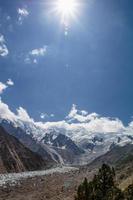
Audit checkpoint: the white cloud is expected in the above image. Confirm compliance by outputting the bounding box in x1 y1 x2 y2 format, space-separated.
84 117 124 133
25 46 47 65
18 8 29 16
67 104 99 123
17 107 34 122
0 82 7 94
0 99 16 121
40 113 55 119
0 35 9 57
67 104 77 119
40 113 47 119
7 79 14 86
30 46 47 57
0 35 4 43
81 110 88 116
0 100 33 123
17 8 29 25
0 79 14 95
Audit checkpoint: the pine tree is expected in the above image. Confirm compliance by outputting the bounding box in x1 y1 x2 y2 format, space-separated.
94 164 116 200
83 178 89 200
75 178 90 200
75 185 84 200
75 164 125 200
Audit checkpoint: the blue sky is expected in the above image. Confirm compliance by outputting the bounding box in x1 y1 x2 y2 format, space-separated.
0 0 133 125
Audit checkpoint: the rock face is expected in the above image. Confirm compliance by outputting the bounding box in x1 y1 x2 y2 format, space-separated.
0 126 48 173
41 132 84 163
88 144 133 169
42 133 84 154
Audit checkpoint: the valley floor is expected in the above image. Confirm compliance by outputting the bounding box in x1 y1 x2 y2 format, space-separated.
0 166 95 200
0 165 132 200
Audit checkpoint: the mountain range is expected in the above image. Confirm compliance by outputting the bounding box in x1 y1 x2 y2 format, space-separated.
0 117 133 166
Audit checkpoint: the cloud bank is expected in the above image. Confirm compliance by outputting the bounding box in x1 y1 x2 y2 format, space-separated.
0 99 130 143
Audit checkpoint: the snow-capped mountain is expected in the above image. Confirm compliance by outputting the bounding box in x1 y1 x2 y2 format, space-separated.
0 116 133 165
41 131 84 154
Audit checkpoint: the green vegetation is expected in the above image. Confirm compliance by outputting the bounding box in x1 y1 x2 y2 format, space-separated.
75 164 133 200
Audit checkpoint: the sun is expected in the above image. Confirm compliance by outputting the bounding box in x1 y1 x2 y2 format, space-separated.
55 0 78 24
56 0 77 16
50 0 80 35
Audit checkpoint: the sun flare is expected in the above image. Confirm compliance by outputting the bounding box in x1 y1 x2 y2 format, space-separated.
56 0 77 15
55 0 78 23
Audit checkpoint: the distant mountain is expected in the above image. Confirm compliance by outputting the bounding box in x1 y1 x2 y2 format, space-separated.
0 118 133 165
0 126 48 173
41 132 84 163
42 132 83 155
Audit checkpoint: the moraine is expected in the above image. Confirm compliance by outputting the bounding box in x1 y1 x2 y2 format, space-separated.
0 166 78 187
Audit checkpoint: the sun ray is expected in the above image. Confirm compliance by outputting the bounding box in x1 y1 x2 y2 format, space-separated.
47 0 80 35
55 0 78 24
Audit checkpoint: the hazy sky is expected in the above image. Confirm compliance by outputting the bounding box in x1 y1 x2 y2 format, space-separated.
0 0 133 124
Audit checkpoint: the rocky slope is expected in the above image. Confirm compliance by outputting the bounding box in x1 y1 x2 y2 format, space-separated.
0 126 48 173
87 144 133 188
88 144 133 168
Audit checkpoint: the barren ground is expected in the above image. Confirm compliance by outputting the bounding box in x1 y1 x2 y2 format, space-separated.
0 167 96 200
